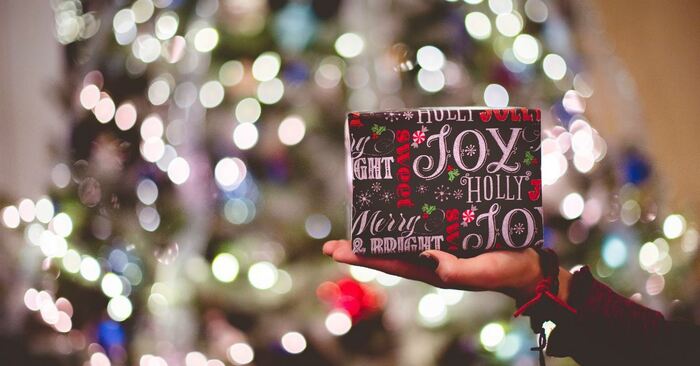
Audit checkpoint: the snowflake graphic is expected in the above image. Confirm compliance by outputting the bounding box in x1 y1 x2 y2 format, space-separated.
511 222 526 235
379 191 394 203
385 112 400 122
463 144 477 157
452 189 464 200
402 111 415 120
417 184 428 194
434 185 450 202
371 182 382 192
357 190 372 208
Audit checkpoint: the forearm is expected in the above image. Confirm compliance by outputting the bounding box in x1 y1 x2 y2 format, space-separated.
544 266 700 365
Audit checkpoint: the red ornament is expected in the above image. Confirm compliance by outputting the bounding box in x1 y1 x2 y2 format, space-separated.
422 213 429 219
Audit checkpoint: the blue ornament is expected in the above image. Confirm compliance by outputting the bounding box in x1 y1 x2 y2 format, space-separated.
623 151 650 185
98 320 126 353
274 3 318 53
283 61 310 84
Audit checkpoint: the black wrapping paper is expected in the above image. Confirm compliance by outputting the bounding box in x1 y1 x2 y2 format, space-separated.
346 108 543 257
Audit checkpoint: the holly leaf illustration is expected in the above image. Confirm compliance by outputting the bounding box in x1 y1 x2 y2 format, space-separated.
523 151 534 166
447 168 461 182
371 124 386 136
421 204 436 215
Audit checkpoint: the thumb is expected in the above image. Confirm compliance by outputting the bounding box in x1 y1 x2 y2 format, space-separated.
420 250 460 284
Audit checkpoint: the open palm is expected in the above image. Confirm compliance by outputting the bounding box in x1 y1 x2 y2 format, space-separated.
323 239 544 300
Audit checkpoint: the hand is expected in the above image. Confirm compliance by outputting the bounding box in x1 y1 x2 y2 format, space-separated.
323 240 570 303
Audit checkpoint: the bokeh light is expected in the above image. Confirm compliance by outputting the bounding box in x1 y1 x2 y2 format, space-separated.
227 343 254 365
325 310 352 335
211 253 239 283
280 332 307 354
465 12 492 40
334 33 364 58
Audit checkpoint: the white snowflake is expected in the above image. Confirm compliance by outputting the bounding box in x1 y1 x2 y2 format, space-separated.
371 182 382 192
402 111 415 120
385 112 400 122
434 185 450 202
463 144 477 157
511 222 526 235
357 190 372 208
417 184 428 194
452 189 463 200
380 191 394 203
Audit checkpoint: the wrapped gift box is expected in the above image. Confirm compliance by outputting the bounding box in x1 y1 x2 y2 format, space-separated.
346 107 543 257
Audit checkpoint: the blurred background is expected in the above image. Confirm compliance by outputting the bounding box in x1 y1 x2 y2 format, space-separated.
0 0 698 365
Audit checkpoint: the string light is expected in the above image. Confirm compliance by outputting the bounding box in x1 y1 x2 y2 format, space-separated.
418 293 447 326
107 295 133 321
464 12 492 40
278 115 306 146
193 27 219 53
248 261 278 290
232 123 259 150
2 205 21 228
663 214 686 239
483 84 509 107
211 253 239 283
325 310 352 335
235 98 262 124
416 46 445 71
167 157 190 185
334 33 364 58
416 69 445 93
512 34 540 64
543 54 567 80
480 323 505 350
252 52 281 82
280 332 307 354
227 343 254 365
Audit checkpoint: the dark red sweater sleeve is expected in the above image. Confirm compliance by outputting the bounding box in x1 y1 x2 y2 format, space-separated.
544 266 700 365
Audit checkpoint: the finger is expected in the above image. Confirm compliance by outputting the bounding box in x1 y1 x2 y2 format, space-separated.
322 240 346 256
330 241 442 286
420 250 488 290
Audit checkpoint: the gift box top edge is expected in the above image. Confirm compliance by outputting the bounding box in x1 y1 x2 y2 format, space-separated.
347 106 540 118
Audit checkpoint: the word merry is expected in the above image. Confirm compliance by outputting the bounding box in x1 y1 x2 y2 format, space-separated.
368 235 444 254
460 174 528 203
353 157 394 179
352 210 421 238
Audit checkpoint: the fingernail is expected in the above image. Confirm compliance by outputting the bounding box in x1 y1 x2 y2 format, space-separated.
419 252 438 270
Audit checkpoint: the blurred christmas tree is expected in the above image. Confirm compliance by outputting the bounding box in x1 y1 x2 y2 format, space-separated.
1 0 697 365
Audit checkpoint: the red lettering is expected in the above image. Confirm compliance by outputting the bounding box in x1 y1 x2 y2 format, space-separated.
479 110 492 122
397 166 410 182
494 109 509 121
396 183 411 198
396 129 410 143
445 208 460 222
510 108 521 121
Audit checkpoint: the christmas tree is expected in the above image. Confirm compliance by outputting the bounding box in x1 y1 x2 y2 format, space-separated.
1 0 697 365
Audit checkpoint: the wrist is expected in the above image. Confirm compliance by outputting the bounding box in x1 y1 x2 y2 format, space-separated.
557 267 571 304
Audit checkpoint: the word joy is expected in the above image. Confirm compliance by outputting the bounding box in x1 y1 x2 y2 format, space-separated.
413 124 524 180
